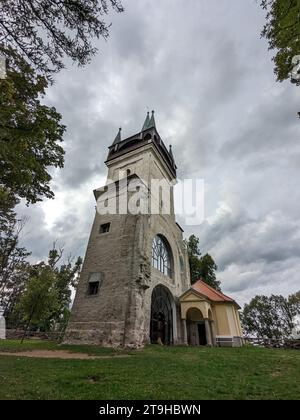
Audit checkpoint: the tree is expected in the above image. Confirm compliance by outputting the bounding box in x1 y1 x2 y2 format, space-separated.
0 1 124 212
0 51 65 208
13 245 82 338
260 0 300 83
185 235 202 284
0 0 124 81
198 253 221 292
185 235 221 291
17 264 60 342
242 293 300 340
46 246 82 334
0 211 30 317
288 290 300 307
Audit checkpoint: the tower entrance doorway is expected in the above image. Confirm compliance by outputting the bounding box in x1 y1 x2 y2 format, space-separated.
150 285 173 345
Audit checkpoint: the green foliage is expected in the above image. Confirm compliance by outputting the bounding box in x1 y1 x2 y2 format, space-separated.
185 235 221 291
0 211 30 320
185 234 202 283
261 0 300 82
0 50 65 207
0 1 124 211
8 245 82 334
288 290 300 307
0 0 124 80
0 208 82 333
46 247 82 332
198 253 220 290
17 266 60 332
186 234 201 257
242 292 300 339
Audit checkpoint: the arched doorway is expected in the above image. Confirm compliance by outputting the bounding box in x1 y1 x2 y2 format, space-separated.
150 285 174 345
186 308 207 346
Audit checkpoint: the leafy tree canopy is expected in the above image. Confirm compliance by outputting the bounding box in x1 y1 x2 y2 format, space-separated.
0 50 65 208
16 264 60 341
13 245 82 336
0 1 124 212
0 212 30 316
0 0 124 80
241 292 300 340
185 235 221 291
261 0 300 83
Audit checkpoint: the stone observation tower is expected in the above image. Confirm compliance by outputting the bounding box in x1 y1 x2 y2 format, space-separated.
65 112 191 347
64 112 243 348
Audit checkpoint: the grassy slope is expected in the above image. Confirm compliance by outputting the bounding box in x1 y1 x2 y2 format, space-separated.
0 340 299 400
0 339 125 355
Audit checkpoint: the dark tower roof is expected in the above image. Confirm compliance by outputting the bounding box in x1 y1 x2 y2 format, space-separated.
148 110 156 129
169 144 174 161
112 127 122 145
141 112 150 131
106 112 177 178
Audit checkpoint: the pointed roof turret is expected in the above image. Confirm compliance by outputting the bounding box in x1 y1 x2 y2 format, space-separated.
112 127 122 145
107 113 177 178
142 112 150 131
148 110 156 129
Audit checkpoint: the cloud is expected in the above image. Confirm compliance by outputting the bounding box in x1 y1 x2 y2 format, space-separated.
189 204 300 305
16 0 300 307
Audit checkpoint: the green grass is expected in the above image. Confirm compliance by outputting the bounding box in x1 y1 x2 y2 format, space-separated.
0 339 126 356
0 340 299 400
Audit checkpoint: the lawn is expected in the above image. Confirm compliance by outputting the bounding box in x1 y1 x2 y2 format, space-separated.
0 340 299 400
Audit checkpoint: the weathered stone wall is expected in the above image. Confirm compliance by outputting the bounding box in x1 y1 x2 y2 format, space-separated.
64 210 138 347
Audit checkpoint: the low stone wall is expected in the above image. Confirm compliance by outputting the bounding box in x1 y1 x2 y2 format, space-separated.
5 329 62 341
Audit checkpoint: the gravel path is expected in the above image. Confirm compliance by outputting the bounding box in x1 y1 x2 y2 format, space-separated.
0 350 130 360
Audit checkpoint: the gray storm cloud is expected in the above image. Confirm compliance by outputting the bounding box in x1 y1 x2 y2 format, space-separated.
16 0 300 306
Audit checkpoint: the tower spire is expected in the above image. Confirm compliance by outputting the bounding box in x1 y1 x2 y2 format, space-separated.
148 110 156 129
142 112 150 131
112 127 122 145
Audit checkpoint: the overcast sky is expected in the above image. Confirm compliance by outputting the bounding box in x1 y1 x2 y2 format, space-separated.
17 0 300 306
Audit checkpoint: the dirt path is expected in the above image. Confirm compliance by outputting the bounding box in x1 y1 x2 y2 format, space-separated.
0 350 130 360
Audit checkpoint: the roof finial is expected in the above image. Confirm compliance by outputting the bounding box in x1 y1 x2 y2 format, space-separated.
142 112 150 131
112 127 122 145
169 144 174 160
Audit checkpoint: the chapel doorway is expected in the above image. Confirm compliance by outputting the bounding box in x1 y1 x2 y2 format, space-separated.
197 323 207 346
186 308 207 346
150 285 174 345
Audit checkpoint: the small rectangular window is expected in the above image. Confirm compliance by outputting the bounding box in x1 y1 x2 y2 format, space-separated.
99 223 110 234
88 281 99 296
87 272 103 296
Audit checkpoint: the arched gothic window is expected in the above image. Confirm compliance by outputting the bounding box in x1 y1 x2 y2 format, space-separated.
151 235 173 278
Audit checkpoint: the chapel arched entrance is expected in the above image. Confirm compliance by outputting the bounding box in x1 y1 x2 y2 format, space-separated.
150 285 174 345
186 308 207 346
